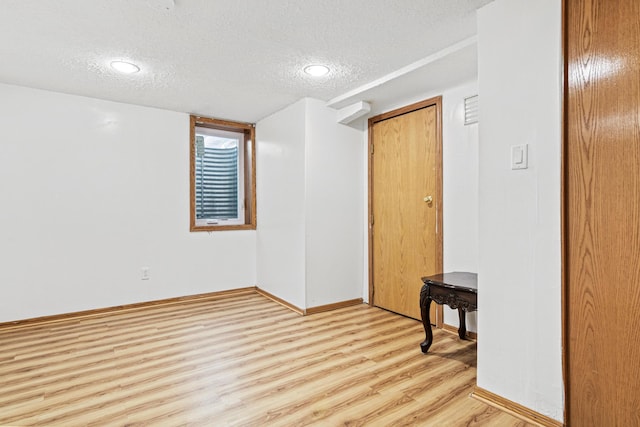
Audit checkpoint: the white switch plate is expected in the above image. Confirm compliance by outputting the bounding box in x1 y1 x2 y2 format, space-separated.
141 267 150 280
511 144 528 170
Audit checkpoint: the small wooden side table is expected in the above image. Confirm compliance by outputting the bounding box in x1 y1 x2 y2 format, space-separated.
420 272 478 353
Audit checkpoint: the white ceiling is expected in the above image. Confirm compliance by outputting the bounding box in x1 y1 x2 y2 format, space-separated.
0 0 493 123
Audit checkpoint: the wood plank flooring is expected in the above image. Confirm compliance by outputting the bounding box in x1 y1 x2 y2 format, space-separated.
0 291 531 426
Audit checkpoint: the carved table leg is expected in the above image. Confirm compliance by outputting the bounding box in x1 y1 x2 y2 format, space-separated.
420 285 433 353
457 308 467 340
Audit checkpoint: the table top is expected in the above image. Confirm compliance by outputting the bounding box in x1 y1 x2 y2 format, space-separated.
421 272 478 293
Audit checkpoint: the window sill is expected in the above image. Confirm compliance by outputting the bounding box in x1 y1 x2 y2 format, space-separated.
190 223 256 232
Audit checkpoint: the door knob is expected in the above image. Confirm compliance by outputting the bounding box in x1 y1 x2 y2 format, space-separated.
424 196 433 203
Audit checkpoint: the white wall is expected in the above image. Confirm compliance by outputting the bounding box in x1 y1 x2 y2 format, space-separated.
0 85 364 322
304 99 364 307
255 99 307 309
361 82 480 333
441 82 479 331
477 0 563 421
256 98 365 310
0 83 256 323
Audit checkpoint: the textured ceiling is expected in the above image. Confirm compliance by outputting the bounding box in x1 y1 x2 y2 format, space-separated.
0 0 493 123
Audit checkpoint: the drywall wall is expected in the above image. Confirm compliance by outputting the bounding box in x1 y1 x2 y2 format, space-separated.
304 98 364 308
361 81 480 333
255 99 307 309
477 0 563 421
0 83 256 323
256 98 365 310
441 82 479 331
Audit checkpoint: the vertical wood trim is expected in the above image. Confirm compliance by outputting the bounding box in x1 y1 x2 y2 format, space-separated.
245 125 257 227
561 0 568 425
433 96 444 328
189 115 197 231
367 96 444 325
367 118 375 306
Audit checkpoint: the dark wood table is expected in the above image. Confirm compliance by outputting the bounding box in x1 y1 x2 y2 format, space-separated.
420 272 477 353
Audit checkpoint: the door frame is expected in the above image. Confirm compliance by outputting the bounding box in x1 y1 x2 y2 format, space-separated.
367 96 444 326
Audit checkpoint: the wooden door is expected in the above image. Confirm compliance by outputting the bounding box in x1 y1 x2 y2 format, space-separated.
369 98 442 321
565 0 640 424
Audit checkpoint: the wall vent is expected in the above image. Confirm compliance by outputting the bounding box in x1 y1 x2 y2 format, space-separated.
464 95 479 125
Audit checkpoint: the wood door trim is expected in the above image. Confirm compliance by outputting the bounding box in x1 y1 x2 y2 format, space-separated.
561 0 568 424
367 96 444 326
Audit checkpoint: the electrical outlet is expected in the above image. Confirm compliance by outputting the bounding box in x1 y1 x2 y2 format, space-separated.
141 267 150 280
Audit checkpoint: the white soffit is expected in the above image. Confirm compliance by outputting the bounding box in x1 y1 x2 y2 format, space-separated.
327 37 478 117
337 101 372 125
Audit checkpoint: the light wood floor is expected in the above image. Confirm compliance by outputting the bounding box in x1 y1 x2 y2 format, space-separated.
0 291 531 426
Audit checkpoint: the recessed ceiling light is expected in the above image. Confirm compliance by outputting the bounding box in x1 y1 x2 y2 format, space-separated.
304 65 330 77
110 61 140 74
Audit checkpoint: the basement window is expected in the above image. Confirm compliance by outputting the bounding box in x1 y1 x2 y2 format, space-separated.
190 116 256 231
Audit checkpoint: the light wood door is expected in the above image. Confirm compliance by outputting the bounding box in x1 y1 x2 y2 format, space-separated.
369 98 442 321
566 0 640 424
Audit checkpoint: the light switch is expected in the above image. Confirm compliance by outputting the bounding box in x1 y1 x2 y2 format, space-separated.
511 144 528 170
